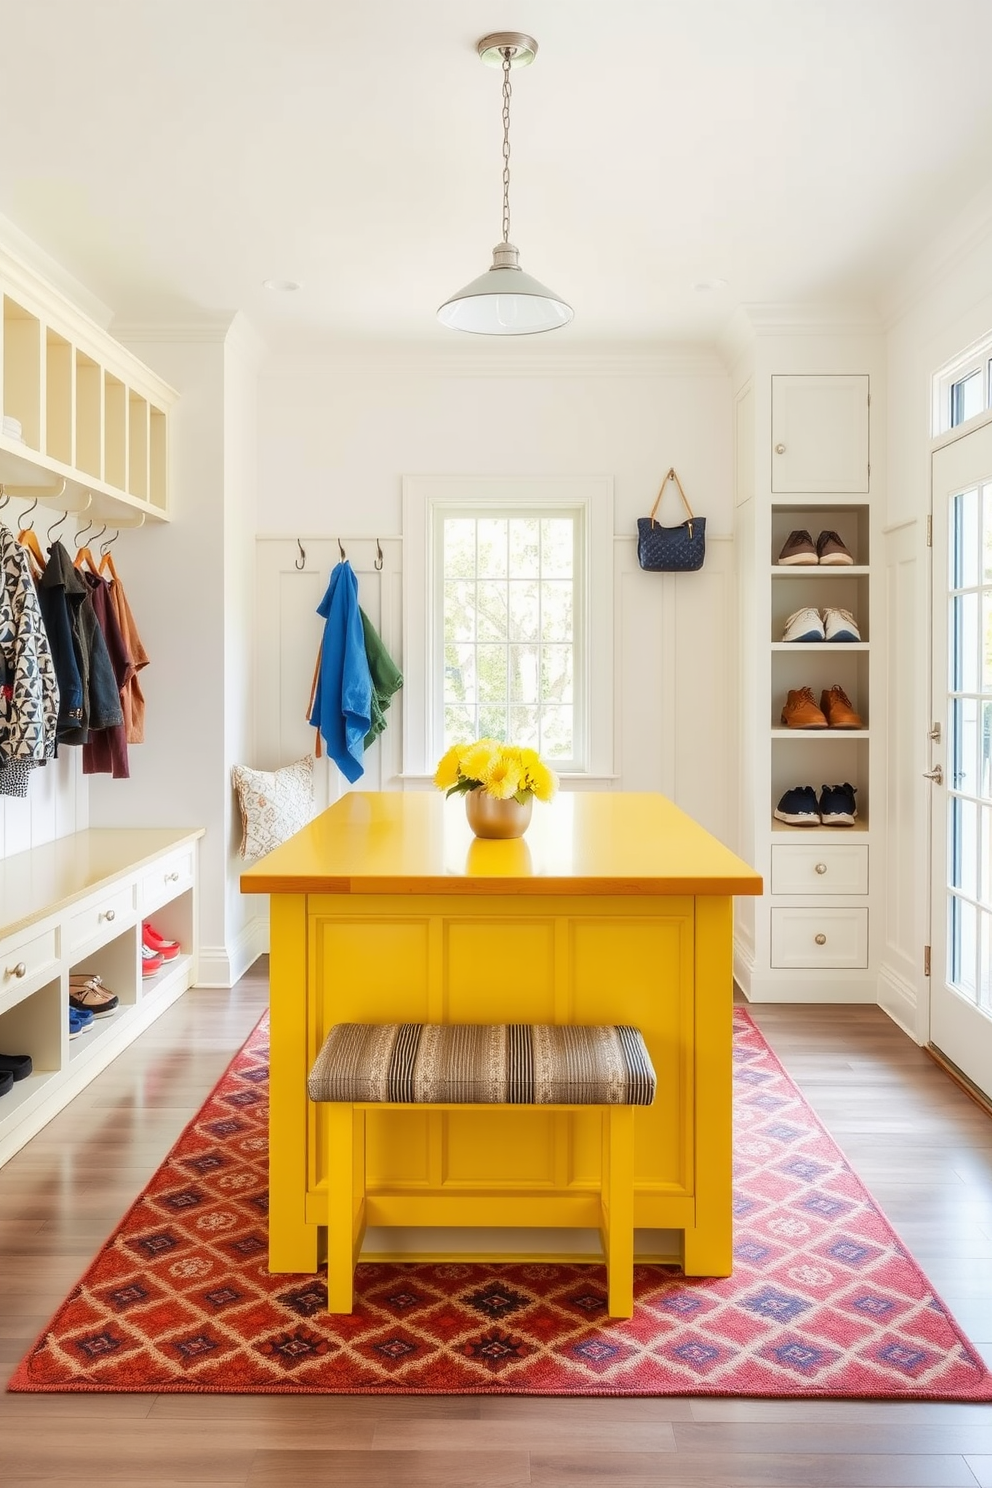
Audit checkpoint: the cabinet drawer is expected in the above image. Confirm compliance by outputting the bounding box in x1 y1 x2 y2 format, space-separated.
771 907 868 968
0 927 59 1003
771 843 868 895
140 847 195 911
66 884 135 955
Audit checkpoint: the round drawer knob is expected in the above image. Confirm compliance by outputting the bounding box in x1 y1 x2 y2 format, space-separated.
775 443 786 454
6 961 27 979
102 908 116 923
814 933 827 946
814 862 828 875
165 871 180 883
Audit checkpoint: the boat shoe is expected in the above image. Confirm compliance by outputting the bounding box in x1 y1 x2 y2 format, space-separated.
69 974 119 1018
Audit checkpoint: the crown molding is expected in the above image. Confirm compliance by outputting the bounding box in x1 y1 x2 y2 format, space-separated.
111 318 236 344
0 212 114 330
259 341 725 379
881 182 992 329
717 302 884 370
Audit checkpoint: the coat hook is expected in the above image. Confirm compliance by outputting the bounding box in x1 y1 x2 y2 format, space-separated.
46 508 68 543
75 515 94 545
91 523 108 546
100 528 120 556
19 496 39 529
338 537 347 561
374 538 384 571
295 538 307 571
0 484 8 512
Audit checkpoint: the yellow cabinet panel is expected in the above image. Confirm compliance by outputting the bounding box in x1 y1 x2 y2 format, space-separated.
443 1108 557 1187
311 915 431 1029
445 917 556 1022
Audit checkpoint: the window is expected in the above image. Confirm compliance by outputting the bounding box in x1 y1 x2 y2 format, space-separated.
946 483 992 1010
402 476 614 781
933 334 992 435
435 510 583 766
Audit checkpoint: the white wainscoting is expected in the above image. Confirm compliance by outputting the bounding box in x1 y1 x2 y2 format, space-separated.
614 534 737 851
0 750 88 860
254 536 404 815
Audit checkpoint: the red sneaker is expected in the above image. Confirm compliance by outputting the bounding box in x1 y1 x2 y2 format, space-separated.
141 943 165 978
143 923 180 961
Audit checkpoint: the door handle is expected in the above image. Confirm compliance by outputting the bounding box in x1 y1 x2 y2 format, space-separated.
922 765 943 784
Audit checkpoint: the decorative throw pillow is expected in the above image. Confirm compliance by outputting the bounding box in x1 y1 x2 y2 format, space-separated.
232 754 315 860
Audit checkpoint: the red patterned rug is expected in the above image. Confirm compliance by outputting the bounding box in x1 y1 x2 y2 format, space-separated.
9 1009 992 1398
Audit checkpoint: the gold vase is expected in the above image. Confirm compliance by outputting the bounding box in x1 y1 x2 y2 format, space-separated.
464 788 533 839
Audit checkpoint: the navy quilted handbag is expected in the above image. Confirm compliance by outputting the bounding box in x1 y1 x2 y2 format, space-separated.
636 467 706 572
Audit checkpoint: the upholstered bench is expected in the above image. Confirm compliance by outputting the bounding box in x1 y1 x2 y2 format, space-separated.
308 1021 657 1318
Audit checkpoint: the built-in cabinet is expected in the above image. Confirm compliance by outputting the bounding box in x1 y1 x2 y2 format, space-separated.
0 828 203 1164
735 364 880 1002
0 247 175 524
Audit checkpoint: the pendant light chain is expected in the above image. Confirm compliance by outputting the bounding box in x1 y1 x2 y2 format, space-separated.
501 47 512 245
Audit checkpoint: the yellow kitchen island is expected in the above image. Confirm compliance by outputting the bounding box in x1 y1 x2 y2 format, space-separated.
240 791 761 1278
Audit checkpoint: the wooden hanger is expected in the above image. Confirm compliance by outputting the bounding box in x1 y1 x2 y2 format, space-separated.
17 524 45 577
16 498 44 577
98 530 120 582
74 523 106 575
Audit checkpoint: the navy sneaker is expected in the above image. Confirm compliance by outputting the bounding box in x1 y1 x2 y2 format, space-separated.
773 785 820 826
819 782 858 826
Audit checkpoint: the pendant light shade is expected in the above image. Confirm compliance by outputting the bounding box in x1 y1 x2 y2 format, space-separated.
438 243 573 335
438 34 572 336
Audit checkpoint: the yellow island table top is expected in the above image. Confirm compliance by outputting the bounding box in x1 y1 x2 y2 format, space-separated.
240 790 762 899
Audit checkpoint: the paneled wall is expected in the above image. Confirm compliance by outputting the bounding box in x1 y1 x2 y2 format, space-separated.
0 751 87 858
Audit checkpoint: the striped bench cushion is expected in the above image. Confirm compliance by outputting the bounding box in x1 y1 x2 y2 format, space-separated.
308 1023 657 1107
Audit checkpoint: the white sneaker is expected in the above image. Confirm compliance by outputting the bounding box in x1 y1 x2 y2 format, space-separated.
822 607 861 642
781 607 825 642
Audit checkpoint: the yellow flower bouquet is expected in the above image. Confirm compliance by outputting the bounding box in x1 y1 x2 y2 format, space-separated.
434 738 558 805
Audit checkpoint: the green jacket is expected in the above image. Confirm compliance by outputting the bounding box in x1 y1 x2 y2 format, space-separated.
360 608 403 749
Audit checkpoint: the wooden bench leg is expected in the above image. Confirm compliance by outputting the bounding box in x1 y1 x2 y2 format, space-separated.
600 1106 634 1319
326 1104 366 1313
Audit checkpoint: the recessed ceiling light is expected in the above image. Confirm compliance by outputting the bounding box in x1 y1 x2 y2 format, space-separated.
692 278 728 293
262 279 301 292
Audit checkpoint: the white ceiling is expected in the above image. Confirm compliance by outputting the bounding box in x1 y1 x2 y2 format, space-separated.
3 0 992 347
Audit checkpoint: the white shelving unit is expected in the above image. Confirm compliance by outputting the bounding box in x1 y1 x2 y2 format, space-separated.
0 828 203 1165
734 366 881 1002
0 246 176 525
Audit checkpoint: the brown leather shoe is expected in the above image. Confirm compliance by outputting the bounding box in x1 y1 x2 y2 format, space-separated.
820 684 863 728
781 686 828 728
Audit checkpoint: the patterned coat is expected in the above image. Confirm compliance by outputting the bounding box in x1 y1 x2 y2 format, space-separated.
0 523 59 766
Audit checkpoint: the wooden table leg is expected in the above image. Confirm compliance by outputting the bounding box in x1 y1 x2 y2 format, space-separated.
268 894 319 1274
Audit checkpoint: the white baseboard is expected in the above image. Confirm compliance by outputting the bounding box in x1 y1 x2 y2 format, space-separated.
196 916 268 989
733 936 755 999
740 971 877 1004
877 960 922 1043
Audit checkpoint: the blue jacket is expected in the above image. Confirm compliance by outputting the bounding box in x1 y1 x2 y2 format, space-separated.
309 561 372 783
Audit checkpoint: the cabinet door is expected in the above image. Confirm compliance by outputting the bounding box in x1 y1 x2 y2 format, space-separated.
771 374 869 493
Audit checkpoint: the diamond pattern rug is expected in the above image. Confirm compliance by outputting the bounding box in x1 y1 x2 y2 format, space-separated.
8 1009 992 1398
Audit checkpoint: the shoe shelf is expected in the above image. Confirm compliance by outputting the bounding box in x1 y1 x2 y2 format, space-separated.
771 642 869 651
0 827 203 1166
771 817 870 835
770 728 870 739
771 566 870 578
0 250 176 524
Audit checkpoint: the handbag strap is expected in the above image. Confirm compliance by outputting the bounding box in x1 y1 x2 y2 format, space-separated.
647 467 696 532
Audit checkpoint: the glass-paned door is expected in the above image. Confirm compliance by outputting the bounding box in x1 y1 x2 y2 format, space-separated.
930 424 992 1097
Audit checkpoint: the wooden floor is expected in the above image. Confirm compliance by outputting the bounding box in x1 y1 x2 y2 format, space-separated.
1 970 991 1487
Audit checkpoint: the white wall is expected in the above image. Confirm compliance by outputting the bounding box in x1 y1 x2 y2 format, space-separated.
882 212 992 1040
255 346 738 842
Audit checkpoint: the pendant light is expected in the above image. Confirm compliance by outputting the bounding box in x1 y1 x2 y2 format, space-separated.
438 33 573 336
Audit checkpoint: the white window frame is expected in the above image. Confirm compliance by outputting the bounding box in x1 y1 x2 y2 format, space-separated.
402 475 615 783
933 330 992 437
